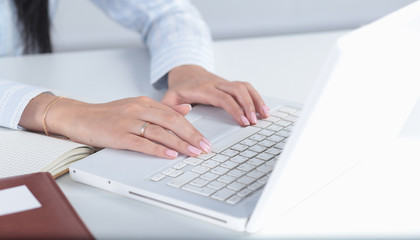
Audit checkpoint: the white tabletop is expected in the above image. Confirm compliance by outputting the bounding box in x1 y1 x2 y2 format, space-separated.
1 30 419 239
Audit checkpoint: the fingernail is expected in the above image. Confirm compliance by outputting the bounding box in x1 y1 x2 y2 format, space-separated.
202 137 212 146
262 105 270 117
180 104 192 111
188 145 202 155
199 141 211 153
241 115 250 126
251 112 257 124
165 149 179 158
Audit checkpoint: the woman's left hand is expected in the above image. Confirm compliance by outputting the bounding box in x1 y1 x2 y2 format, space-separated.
161 65 270 127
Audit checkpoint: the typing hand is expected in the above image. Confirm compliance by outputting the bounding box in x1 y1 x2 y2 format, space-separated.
20 94 211 159
162 65 270 126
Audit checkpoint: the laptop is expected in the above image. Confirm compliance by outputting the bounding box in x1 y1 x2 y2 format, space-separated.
70 1 420 233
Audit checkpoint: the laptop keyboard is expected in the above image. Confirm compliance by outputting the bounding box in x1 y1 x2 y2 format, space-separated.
149 105 299 205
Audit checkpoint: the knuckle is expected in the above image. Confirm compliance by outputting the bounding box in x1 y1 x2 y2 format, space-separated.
137 96 152 103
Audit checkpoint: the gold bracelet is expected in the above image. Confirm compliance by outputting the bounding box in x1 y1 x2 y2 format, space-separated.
42 96 66 137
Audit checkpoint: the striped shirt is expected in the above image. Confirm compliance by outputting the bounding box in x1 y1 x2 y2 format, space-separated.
0 0 214 129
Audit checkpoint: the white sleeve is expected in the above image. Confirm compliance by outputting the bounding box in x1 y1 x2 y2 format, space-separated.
0 79 47 129
90 0 214 89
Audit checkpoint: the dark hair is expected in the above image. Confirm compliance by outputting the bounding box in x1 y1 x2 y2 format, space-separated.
14 0 52 54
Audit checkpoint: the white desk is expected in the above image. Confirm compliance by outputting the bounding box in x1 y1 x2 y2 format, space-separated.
1 30 420 239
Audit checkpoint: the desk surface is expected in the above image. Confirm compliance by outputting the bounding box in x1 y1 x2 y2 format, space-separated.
1 30 420 239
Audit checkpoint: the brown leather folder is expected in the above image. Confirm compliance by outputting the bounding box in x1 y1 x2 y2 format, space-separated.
0 172 94 239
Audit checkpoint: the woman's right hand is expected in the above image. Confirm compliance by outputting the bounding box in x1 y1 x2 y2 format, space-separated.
19 94 211 159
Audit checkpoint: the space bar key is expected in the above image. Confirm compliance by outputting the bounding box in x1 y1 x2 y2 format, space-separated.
212 126 260 153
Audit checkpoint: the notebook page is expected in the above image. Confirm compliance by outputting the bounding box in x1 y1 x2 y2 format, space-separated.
0 127 91 178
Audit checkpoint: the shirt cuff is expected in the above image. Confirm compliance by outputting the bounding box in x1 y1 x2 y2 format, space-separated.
150 39 214 90
0 80 47 129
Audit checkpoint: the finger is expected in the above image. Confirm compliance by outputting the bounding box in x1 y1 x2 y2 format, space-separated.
244 82 270 118
139 107 211 153
216 81 258 125
205 88 250 127
123 134 179 159
142 123 202 157
170 104 192 116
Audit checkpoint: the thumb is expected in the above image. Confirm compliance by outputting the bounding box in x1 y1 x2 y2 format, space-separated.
171 104 192 116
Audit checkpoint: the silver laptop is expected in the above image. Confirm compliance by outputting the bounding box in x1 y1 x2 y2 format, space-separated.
70 2 420 232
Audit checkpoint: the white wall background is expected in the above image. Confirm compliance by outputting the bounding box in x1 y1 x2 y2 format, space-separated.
52 0 416 52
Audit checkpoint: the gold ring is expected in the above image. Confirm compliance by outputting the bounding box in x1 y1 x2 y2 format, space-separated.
139 122 150 137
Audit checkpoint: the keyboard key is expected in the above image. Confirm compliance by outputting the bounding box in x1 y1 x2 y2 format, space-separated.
267 135 284 143
184 157 203 166
247 170 265 179
241 139 257 146
226 195 243 205
221 161 239 169
285 125 294 131
162 168 175 176
256 152 274 161
259 140 276 148
249 145 267 153
150 173 165 182
264 115 281 123
271 111 288 118
237 176 255 185
211 166 230 175
172 162 187 170
167 171 199 188
237 163 255 172
274 142 286 149
266 159 277 167
212 154 230 163
266 147 282 155
276 120 292 127
230 143 248 152
212 188 236 201
201 160 219 168
228 169 246 178
190 178 209 187
191 165 210 174
249 134 266 142
200 172 219 181
259 129 275 137
255 120 272 128
257 164 274 173
284 116 298 123
248 181 264 191
248 158 264 166
197 152 216 160
221 149 239 157
182 184 216 197
227 182 246 191
207 181 226 190
267 124 284 132
167 170 183 178
237 188 253 198
278 130 291 137
240 150 258 158
231 155 248 164
218 175 236 184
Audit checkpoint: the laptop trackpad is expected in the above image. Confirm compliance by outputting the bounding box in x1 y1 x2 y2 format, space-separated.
191 116 240 142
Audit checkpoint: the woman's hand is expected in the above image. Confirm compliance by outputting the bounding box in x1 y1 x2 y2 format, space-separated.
162 65 270 127
19 93 211 159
